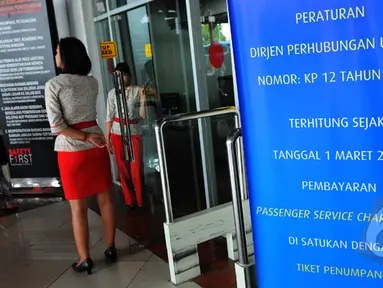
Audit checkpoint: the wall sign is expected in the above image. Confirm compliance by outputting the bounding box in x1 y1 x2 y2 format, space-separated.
0 0 59 185
228 0 383 287
100 41 117 59
145 43 152 58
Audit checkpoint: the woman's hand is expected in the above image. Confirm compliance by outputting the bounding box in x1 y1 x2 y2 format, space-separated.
85 133 106 148
140 88 147 101
105 122 114 154
106 135 114 154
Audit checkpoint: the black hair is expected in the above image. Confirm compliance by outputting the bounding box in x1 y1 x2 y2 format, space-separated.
58 37 92 76
115 62 131 76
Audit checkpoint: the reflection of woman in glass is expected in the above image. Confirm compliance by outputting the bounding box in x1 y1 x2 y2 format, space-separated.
106 63 146 209
144 60 155 89
45 38 116 275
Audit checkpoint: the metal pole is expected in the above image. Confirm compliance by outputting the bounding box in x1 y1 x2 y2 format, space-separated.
239 139 248 200
226 128 248 266
154 106 240 224
113 72 130 161
119 72 135 162
158 106 237 123
155 121 173 223
234 115 247 200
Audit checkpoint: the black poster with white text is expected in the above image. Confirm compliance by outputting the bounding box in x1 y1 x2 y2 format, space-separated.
0 0 59 180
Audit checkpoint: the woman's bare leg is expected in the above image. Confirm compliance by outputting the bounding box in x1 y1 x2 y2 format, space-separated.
69 199 90 263
97 190 116 248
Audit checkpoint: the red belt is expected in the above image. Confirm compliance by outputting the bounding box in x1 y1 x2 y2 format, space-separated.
58 120 97 135
113 117 140 125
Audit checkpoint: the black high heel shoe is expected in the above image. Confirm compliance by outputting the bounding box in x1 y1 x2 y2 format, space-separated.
72 258 94 275
126 204 136 211
104 246 117 263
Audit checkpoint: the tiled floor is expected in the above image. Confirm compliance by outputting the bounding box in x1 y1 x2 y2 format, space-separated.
0 202 200 288
89 187 238 288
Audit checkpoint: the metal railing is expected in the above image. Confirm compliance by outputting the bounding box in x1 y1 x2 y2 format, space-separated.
227 128 248 265
155 106 240 223
227 128 256 287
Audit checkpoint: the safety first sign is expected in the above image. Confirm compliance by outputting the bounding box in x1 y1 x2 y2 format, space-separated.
100 41 117 59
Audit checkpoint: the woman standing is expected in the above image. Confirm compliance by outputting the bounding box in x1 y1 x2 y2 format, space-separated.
105 63 146 209
45 37 117 275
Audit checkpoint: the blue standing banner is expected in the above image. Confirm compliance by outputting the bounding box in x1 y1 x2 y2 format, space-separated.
228 0 383 287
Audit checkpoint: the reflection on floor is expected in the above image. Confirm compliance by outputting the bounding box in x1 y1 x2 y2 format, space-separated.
0 201 199 288
0 197 63 217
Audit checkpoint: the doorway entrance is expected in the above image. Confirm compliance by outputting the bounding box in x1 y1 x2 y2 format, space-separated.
93 0 237 216
92 0 242 285
95 3 161 207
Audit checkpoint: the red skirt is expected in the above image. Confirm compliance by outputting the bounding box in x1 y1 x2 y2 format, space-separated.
58 147 112 200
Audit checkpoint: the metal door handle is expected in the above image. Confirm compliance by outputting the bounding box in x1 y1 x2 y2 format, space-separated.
113 72 135 162
143 88 153 137
118 72 135 162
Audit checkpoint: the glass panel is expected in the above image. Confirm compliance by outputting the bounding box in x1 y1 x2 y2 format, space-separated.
200 0 234 109
127 7 152 87
149 0 196 114
163 113 236 217
148 0 234 216
198 0 235 211
94 19 114 98
93 0 108 17
108 0 150 11
110 14 132 76
163 120 205 216
108 0 128 10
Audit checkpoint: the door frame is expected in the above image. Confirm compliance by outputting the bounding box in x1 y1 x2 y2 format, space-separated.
93 0 154 22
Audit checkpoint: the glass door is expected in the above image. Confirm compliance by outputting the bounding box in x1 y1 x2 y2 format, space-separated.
197 0 237 204
108 5 161 206
94 0 225 215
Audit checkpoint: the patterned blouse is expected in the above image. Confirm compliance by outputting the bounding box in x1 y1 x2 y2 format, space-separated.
106 86 142 136
45 74 104 152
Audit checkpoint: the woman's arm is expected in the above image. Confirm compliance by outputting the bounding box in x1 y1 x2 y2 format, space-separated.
106 121 113 140
58 127 88 141
105 90 116 153
57 126 105 148
139 88 147 119
105 121 113 153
